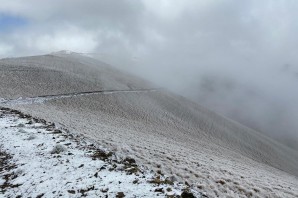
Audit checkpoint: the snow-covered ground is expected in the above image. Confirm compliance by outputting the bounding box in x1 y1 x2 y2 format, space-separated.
0 107 201 197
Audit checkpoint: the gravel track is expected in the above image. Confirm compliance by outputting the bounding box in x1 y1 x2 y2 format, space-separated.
0 88 158 105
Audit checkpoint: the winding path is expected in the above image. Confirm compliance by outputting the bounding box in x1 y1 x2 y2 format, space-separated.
0 88 158 105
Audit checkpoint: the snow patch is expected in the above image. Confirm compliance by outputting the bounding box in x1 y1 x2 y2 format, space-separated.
0 108 201 197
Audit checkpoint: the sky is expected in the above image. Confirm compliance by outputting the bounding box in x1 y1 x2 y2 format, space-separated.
0 0 298 148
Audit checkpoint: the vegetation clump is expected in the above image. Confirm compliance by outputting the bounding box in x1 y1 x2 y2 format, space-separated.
50 144 67 154
90 149 113 161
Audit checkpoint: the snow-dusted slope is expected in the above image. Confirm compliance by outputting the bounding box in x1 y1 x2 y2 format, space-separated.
1 53 298 197
0 53 154 99
0 107 197 197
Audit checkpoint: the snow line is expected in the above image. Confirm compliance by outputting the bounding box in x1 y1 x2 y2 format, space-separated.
0 88 158 105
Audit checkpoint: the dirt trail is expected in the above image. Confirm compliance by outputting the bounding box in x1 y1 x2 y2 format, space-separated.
0 88 158 105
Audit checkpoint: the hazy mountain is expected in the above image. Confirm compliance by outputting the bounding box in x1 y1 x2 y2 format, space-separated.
184 74 298 151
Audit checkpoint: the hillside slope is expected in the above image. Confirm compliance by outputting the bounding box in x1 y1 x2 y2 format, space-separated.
1 52 298 197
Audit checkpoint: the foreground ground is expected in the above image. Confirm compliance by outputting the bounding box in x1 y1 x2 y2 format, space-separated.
0 107 202 197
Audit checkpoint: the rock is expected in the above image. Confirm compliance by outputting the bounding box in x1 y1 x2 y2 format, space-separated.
94 172 98 178
100 166 106 171
185 181 190 186
166 187 172 192
101 188 109 193
67 190 75 194
116 192 125 198
181 191 195 198
36 193 44 198
78 164 84 168
26 120 33 125
154 188 164 192
133 179 139 184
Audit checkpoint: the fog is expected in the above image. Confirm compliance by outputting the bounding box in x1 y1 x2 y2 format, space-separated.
1 0 298 149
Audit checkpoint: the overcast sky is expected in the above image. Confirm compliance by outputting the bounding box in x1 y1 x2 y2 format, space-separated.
1 0 298 147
